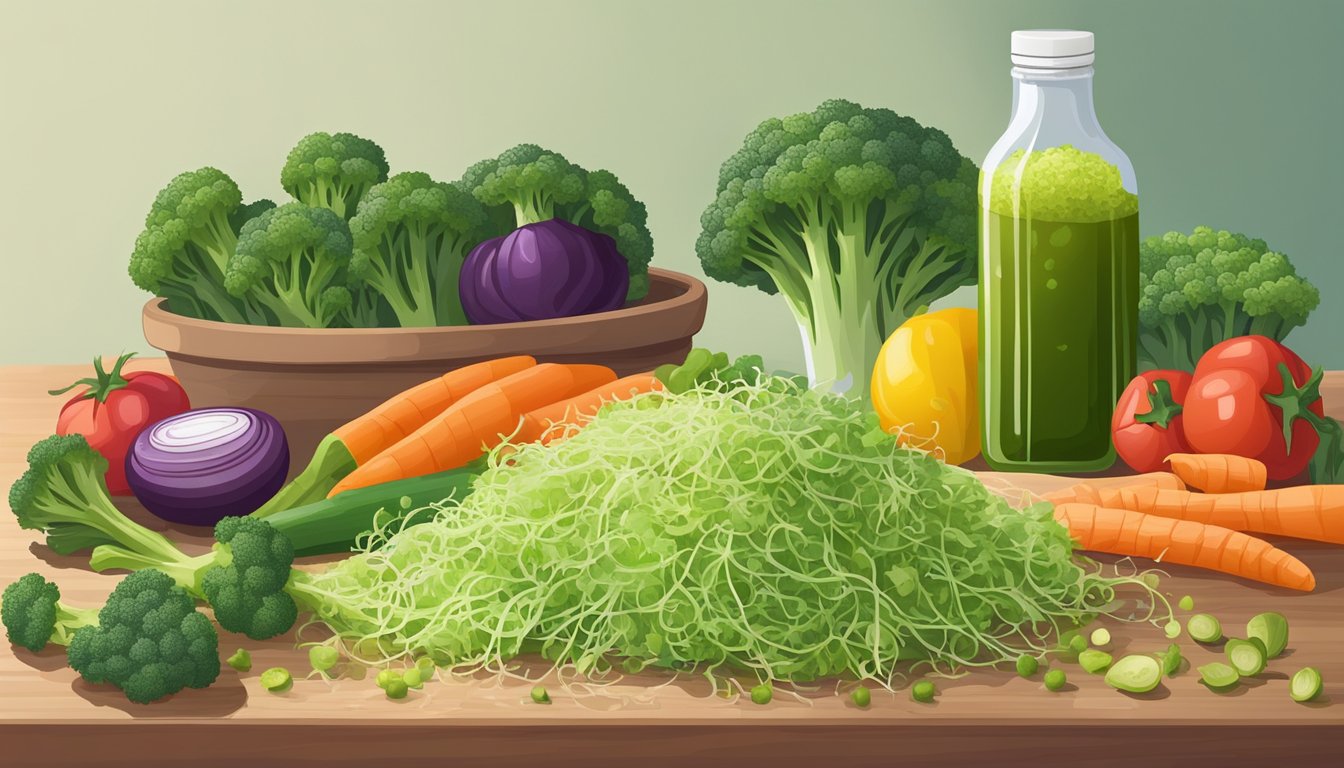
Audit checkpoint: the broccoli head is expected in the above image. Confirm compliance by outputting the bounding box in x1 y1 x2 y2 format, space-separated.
128 168 269 324
2 573 97 652
226 202 355 328
460 144 654 301
696 99 978 398
348 172 489 326
199 517 298 640
1138 226 1320 371
4 571 219 704
141 167 242 262
66 570 220 704
8 434 187 562
281 131 389 219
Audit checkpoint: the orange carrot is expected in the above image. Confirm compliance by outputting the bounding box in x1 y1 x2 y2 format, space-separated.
251 355 539 517
1052 503 1315 591
328 363 616 495
515 373 665 444
332 356 536 464
1042 472 1186 505
1166 453 1268 494
1069 485 1344 545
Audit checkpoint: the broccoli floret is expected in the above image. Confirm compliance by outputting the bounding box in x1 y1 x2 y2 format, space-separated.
348 172 489 326
1137 226 1320 371
90 516 299 641
3 571 219 704
199 517 298 641
225 202 355 328
65 570 220 704
281 132 389 219
1 573 97 652
695 99 978 398
8 434 188 561
460 144 654 301
128 168 269 324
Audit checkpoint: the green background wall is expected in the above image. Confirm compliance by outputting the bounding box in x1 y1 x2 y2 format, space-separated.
2 0 1340 369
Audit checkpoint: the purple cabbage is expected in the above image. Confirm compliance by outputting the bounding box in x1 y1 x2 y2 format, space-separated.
459 219 629 324
125 407 289 526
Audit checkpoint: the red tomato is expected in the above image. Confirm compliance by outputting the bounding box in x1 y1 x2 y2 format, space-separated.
1111 370 1193 472
51 353 190 495
1184 336 1324 481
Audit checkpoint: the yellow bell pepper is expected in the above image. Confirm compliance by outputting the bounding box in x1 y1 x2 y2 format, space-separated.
870 307 980 465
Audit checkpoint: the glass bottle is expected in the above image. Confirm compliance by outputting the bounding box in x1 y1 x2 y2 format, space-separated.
979 30 1139 472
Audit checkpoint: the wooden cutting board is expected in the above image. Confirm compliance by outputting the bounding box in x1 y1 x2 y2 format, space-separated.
2 361 1341 767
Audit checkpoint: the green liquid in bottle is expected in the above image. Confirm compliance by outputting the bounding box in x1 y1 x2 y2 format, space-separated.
979 145 1139 472
981 212 1138 470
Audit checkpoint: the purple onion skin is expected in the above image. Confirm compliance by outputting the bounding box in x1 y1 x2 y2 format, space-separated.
460 219 630 324
125 407 289 527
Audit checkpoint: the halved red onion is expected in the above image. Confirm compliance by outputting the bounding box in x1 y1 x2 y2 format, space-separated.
126 407 289 526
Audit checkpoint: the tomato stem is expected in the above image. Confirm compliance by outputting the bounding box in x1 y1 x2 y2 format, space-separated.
1134 379 1182 429
1264 363 1327 454
48 352 137 403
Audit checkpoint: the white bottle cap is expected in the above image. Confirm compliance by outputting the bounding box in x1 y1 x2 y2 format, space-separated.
1011 30 1095 68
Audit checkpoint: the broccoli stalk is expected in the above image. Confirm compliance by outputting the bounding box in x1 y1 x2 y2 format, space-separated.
225 202 356 328
1138 227 1320 372
348 172 489 326
2 571 219 704
281 132 389 220
128 168 274 324
695 100 978 399
460 144 655 301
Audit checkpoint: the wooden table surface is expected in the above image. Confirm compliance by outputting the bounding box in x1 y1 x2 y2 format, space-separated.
2 361 1342 767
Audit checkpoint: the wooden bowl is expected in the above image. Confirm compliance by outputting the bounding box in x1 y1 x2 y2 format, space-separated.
142 267 708 464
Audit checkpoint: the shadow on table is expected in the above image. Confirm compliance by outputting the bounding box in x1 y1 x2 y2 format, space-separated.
476 655 1022 711
70 669 247 717
1201 676 1269 698
10 644 70 672
8 645 249 716
27 542 97 572
1119 685 1171 701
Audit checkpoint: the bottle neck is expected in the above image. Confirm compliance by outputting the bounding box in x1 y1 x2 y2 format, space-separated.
1010 66 1101 134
